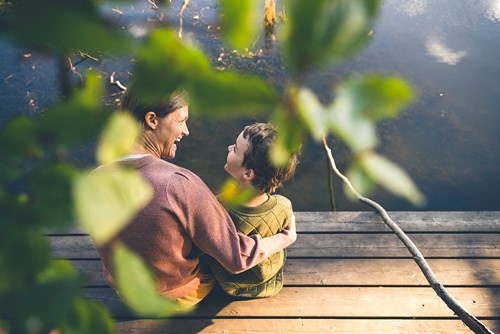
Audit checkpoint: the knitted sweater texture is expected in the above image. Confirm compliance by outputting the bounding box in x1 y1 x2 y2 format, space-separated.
206 194 293 298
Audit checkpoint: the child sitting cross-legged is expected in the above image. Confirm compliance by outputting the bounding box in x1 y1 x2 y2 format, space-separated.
206 122 299 298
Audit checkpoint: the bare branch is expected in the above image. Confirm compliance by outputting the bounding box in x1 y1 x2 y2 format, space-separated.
322 136 495 334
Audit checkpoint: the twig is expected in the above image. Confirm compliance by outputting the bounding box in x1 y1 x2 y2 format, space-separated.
110 72 127 91
326 152 336 211
178 0 190 38
322 136 494 334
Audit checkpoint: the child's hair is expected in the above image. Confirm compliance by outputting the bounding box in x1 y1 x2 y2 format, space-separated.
241 123 298 193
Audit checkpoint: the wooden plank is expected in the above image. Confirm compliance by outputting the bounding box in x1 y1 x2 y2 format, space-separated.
70 258 500 287
114 318 500 333
84 286 500 318
295 211 500 232
49 233 500 259
48 211 500 235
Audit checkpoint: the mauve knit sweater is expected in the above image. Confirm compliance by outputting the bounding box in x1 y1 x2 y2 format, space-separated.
95 156 295 299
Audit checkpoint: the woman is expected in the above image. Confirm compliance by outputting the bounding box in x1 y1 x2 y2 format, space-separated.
94 85 297 309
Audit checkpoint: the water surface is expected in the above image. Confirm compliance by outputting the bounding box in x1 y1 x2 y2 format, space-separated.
1 0 499 211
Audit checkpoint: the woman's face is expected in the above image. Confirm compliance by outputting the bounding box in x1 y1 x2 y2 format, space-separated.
224 131 251 181
156 106 189 159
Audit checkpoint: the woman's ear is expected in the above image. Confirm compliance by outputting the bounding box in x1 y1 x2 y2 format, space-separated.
144 111 158 130
243 168 256 181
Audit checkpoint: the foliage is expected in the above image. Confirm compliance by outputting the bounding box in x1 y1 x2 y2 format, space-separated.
0 0 424 332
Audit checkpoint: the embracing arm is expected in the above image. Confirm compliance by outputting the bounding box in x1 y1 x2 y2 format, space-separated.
230 213 296 273
169 172 297 274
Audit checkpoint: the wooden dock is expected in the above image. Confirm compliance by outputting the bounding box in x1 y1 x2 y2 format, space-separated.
49 211 500 333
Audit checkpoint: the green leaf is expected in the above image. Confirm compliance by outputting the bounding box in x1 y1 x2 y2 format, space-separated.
133 29 211 104
0 116 42 183
2 0 134 53
133 29 278 117
327 74 413 153
97 112 140 164
61 298 115 334
328 90 377 154
0 228 50 295
73 168 153 245
345 164 375 200
38 72 110 149
339 75 414 121
189 71 278 117
32 164 79 228
271 112 304 166
358 152 425 206
295 87 328 141
112 243 179 316
282 0 380 73
218 179 256 208
220 0 259 50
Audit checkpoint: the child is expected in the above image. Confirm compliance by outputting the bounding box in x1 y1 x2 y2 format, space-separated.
206 122 298 298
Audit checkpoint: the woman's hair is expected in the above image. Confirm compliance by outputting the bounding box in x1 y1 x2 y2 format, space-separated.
120 83 189 124
241 123 298 193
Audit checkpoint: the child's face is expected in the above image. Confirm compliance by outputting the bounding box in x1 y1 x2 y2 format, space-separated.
224 131 251 182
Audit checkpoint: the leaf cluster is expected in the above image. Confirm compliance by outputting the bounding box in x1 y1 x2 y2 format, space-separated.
1 0 425 332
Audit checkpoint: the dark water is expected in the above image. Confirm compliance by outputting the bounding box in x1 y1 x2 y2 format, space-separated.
1 0 499 211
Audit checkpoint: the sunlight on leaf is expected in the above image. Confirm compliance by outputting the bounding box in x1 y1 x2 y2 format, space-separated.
359 152 425 206
97 112 140 164
328 93 377 153
345 164 375 200
296 87 328 141
73 168 153 245
220 0 259 50
327 74 413 153
218 179 255 208
112 243 179 317
282 0 380 73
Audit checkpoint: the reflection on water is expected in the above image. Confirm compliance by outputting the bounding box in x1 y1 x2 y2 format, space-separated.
425 37 467 65
1 0 499 211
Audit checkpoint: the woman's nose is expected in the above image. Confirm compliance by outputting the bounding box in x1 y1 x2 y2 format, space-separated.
183 123 189 136
228 145 232 152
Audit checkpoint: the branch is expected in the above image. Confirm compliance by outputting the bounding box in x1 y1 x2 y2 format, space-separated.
110 72 127 91
322 136 494 334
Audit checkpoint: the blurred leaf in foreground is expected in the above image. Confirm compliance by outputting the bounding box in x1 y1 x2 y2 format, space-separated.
282 0 380 73
271 111 304 166
218 179 256 208
38 72 110 149
220 0 259 50
112 243 179 317
73 168 153 245
97 112 140 165
0 0 134 53
358 152 425 206
134 29 278 118
328 75 413 153
295 87 328 141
